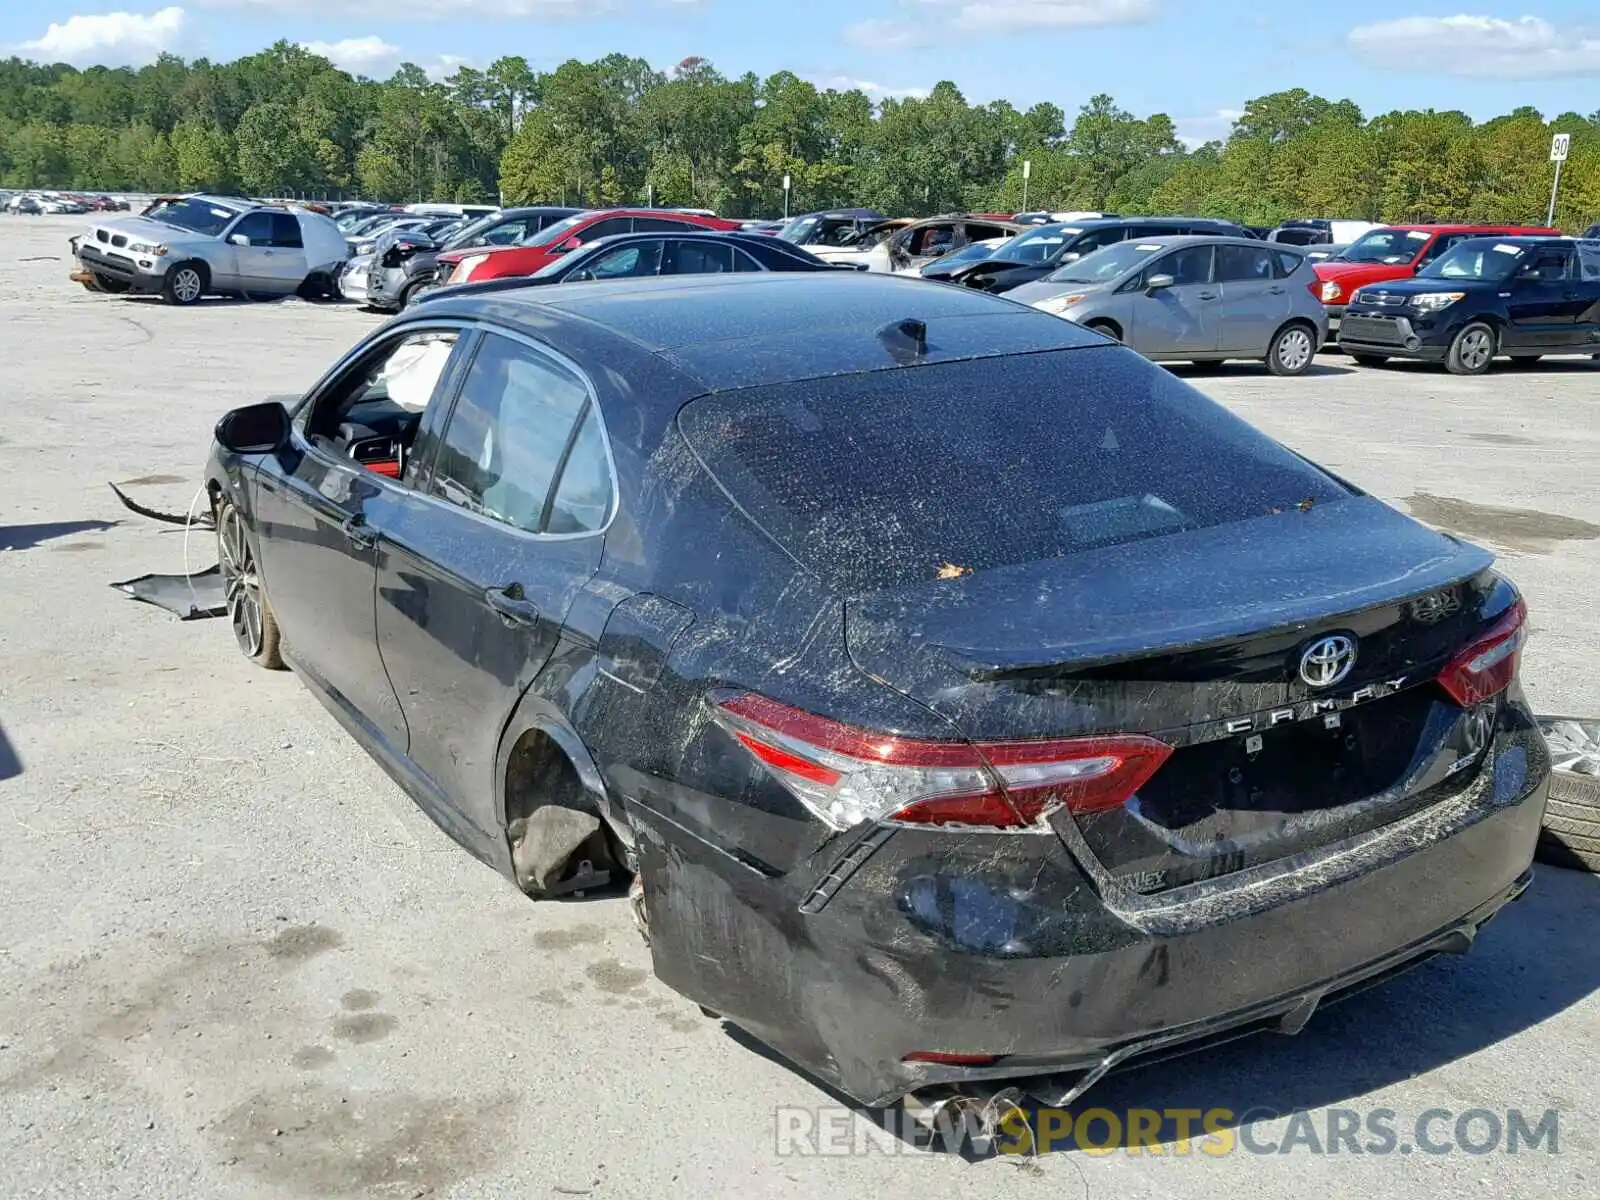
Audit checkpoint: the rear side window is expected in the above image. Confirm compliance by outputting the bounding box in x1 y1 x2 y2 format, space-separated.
547 410 613 534
271 213 303 248
1272 250 1304 278
678 350 1348 593
431 334 590 534
668 241 735 274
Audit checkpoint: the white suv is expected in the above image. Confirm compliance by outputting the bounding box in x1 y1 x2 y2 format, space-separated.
70 195 349 305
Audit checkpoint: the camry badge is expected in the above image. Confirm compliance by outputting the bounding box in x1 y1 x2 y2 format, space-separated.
1300 635 1357 689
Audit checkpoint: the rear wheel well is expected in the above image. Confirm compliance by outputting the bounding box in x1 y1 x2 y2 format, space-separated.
1274 315 1318 340
1084 318 1122 342
503 728 624 897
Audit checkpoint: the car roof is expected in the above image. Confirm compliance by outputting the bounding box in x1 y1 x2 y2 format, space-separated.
1372 223 1558 233
1449 235 1575 247
424 272 1108 392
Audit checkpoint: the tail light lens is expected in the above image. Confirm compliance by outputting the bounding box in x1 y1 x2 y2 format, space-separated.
1437 599 1527 707
1319 280 1343 303
712 692 1171 833
454 253 488 282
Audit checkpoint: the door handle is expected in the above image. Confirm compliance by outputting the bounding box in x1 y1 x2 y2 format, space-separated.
1198 291 1218 300
485 584 540 628
1268 285 1286 294
341 513 376 550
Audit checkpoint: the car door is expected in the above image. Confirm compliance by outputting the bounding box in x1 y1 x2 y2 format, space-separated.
1128 243 1220 356
1504 246 1576 349
1573 243 1600 345
251 325 469 754
264 213 310 291
1214 242 1289 354
370 329 608 839
223 211 279 289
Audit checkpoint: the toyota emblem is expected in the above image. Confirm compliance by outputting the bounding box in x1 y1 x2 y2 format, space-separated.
1299 635 1357 688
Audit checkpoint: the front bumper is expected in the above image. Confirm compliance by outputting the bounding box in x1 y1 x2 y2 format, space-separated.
639 701 1548 1106
1338 310 1450 361
74 244 165 294
338 261 371 303
1322 303 1347 341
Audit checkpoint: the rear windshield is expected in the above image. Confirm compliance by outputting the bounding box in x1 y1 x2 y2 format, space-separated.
678 350 1348 593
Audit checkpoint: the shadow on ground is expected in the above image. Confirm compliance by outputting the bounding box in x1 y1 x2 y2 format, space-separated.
0 519 117 552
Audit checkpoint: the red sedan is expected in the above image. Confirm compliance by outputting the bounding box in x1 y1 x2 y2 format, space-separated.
438 208 740 284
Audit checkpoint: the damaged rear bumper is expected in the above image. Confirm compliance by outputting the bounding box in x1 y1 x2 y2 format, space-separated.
634 709 1548 1106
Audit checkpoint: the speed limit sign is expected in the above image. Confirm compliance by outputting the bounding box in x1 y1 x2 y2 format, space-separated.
1550 133 1570 162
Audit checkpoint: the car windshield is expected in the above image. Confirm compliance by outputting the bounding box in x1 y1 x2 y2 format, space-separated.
1342 228 1432 264
1047 241 1163 283
1419 242 1528 281
679 351 1346 593
523 213 587 247
999 225 1083 264
142 198 241 237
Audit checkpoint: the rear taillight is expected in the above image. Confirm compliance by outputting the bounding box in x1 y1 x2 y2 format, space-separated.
1307 281 1325 301
712 692 1171 833
1437 599 1527 707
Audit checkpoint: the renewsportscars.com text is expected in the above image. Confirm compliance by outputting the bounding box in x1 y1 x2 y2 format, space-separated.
774 1105 1561 1158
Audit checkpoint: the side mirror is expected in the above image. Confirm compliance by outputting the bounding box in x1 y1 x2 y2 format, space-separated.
215 401 290 455
1146 273 1176 292
1058 252 1082 264
550 237 582 255
228 233 251 247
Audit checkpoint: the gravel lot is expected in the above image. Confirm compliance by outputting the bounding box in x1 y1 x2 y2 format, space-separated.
1 214 1596 1199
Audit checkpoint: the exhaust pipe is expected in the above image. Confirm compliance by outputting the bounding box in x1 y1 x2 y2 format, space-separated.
903 1084 1026 1140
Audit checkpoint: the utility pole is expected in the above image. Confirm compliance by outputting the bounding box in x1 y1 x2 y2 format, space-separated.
1546 133 1569 227
1021 159 1031 213
782 174 791 219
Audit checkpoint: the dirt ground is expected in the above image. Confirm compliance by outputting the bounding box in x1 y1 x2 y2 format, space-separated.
1 215 1596 1199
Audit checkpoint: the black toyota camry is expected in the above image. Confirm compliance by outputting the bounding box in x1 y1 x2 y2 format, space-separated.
206 272 1548 1110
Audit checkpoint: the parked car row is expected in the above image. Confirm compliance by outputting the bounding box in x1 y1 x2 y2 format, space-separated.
7 190 129 214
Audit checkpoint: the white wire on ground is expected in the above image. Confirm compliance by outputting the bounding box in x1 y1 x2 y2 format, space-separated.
181 484 208 618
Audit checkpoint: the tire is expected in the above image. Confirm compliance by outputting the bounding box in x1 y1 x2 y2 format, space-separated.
1084 320 1121 343
1536 771 1600 873
1508 355 1542 368
216 496 284 669
397 278 429 310
1266 323 1317 376
1445 321 1496 376
296 271 334 301
1350 353 1388 368
161 261 207 306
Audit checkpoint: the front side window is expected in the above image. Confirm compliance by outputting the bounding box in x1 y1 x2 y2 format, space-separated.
431 334 590 534
573 242 663 280
230 212 275 245
1149 244 1214 286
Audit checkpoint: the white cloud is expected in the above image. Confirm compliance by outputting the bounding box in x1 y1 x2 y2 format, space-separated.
844 0 1152 50
300 35 402 76
808 73 930 99
299 38 471 81
947 0 1155 34
18 6 186 67
1174 107 1243 149
1348 14 1600 78
202 0 606 15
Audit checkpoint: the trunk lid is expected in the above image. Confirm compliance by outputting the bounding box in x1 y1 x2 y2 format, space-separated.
845 497 1499 892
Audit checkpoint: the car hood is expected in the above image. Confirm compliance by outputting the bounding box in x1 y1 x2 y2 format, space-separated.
1350 276 1498 299
1004 277 1116 305
93 215 203 243
1315 260 1414 283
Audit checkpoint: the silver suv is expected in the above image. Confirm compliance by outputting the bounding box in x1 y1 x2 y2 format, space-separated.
70 195 349 305
1006 235 1329 376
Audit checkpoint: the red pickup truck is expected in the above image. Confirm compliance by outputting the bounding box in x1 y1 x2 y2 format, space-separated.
1315 223 1559 338
438 208 740 284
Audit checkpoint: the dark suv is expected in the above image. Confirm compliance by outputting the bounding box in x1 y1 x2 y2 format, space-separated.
950 216 1251 293
1339 236 1600 374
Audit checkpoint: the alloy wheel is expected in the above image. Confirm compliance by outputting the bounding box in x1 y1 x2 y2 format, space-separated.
218 505 264 657
173 268 202 303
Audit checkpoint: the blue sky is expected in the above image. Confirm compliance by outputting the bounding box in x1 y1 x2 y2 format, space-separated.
6 2 1599 144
